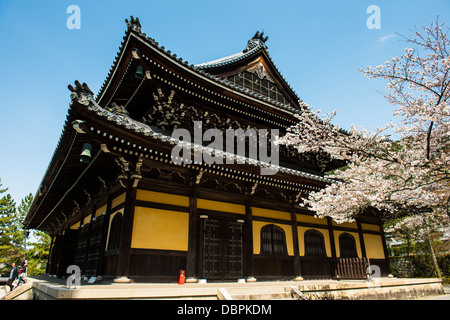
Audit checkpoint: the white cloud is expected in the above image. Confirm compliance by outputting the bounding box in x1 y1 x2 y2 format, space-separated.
377 34 396 46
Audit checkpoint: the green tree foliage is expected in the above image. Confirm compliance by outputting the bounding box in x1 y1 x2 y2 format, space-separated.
27 230 51 276
17 192 51 276
0 180 22 275
0 180 51 276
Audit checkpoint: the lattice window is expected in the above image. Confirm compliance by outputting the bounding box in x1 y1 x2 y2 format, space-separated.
260 224 287 255
85 215 105 276
304 229 327 257
107 213 122 250
226 71 291 106
75 224 89 267
339 233 358 258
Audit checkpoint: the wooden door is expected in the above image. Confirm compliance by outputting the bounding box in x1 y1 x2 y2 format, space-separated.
56 229 79 277
75 225 89 272
85 215 105 277
202 219 243 280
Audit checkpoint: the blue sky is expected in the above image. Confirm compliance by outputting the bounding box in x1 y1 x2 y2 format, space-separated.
0 0 449 205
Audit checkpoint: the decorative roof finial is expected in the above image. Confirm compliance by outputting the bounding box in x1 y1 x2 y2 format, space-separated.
243 30 269 53
125 16 141 33
106 102 130 117
68 80 94 106
253 31 269 43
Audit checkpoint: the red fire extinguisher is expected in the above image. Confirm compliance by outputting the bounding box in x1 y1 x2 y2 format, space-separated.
178 270 185 285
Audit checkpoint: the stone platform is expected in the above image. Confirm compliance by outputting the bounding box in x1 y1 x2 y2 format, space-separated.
1 276 444 300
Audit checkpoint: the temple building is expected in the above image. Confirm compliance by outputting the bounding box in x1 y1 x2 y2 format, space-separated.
24 17 390 283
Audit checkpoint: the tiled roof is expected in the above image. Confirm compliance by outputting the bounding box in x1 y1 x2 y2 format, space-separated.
96 18 302 114
195 47 258 69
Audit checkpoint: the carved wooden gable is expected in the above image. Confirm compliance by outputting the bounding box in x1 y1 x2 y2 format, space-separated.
196 31 300 109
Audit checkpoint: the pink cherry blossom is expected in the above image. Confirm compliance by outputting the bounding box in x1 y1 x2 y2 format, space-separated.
278 20 449 227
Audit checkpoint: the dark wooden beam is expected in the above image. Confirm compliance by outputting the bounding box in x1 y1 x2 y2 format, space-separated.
96 191 113 278
186 189 198 281
327 218 337 263
244 200 255 280
357 219 367 258
290 200 301 279
327 217 338 279
115 181 137 282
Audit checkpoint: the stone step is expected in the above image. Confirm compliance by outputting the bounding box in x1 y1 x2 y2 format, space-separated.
219 284 306 300
225 285 293 295
231 292 294 300
1 281 33 300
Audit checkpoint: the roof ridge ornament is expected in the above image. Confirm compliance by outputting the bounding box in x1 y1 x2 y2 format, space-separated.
68 80 94 107
106 102 130 117
125 16 141 33
243 30 269 53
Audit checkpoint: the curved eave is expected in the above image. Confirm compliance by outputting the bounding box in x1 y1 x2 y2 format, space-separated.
24 95 331 231
84 98 333 185
24 107 78 230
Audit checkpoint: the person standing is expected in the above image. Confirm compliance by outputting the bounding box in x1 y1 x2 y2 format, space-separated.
16 260 27 287
6 263 18 292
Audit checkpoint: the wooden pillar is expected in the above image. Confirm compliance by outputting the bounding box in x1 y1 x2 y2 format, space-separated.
114 181 137 282
196 216 205 279
290 203 302 280
327 217 337 278
81 205 95 276
54 234 65 277
186 190 198 282
96 192 113 278
379 220 391 275
243 200 255 281
46 236 56 275
357 219 367 258
327 217 337 259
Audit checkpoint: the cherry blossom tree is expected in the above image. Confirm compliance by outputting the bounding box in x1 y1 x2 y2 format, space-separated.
385 211 447 278
278 20 449 229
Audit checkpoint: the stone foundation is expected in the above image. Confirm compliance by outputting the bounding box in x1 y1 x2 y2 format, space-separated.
2 276 444 300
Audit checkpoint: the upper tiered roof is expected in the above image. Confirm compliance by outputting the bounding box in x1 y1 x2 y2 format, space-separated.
96 17 303 116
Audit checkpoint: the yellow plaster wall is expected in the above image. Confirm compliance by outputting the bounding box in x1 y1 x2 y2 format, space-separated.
131 206 189 251
334 231 362 258
297 227 332 257
252 221 294 256
296 214 328 226
362 223 380 232
363 234 386 259
71 204 108 230
332 221 358 229
111 192 126 209
197 199 245 215
70 221 80 230
83 215 91 225
95 204 107 218
252 207 290 221
136 190 189 207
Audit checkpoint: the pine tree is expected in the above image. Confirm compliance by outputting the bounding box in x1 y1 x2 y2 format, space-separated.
0 180 21 276
27 229 51 276
24 192 51 275
0 182 51 276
